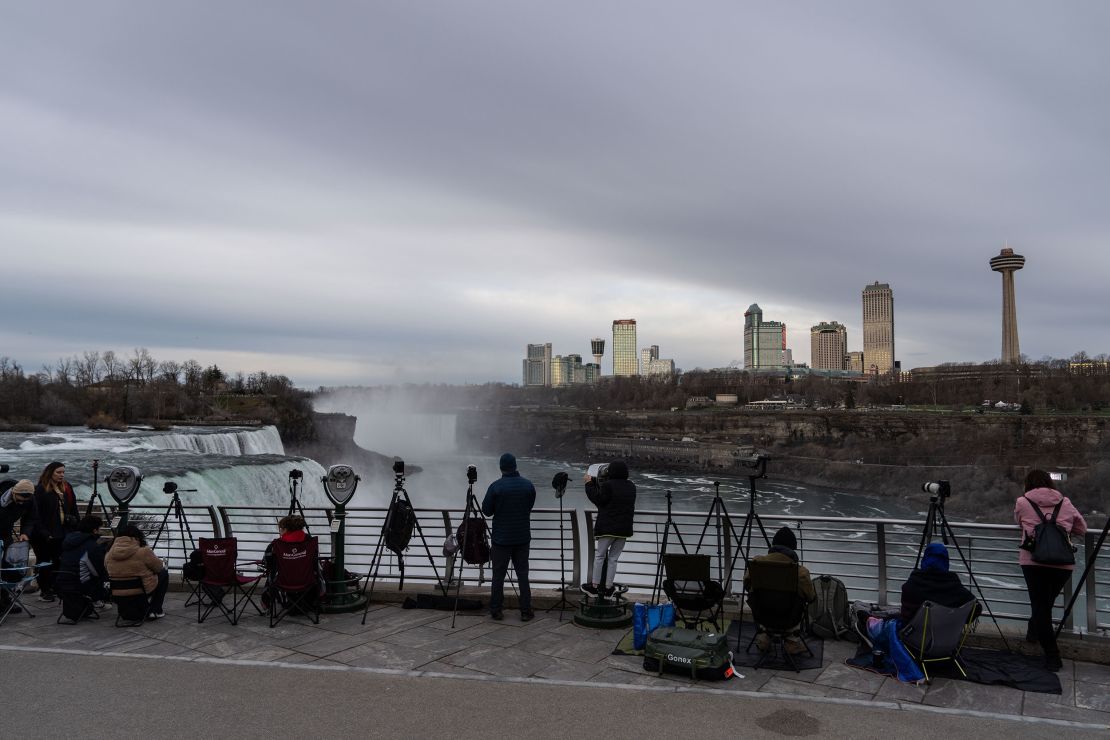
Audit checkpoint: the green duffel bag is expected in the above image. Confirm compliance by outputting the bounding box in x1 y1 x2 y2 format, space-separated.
643 626 735 680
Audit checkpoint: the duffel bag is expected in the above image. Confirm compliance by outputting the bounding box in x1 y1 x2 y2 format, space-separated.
643 626 734 680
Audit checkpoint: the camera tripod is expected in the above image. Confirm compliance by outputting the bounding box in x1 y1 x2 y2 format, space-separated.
361 471 445 624
451 480 490 627
915 491 1010 650
546 473 574 621
151 483 201 605
725 465 772 650
83 459 113 523
651 490 690 604
1055 515 1109 638
287 470 310 531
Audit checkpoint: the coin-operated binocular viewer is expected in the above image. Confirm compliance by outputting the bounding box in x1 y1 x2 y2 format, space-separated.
105 466 143 531
321 464 367 612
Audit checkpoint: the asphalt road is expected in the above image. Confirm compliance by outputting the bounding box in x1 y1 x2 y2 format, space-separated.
6 650 1105 739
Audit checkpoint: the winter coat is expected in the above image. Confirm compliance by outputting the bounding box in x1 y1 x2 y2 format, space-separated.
743 546 816 603
28 482 78 543
899 568 976 622
0 487 34 544
105 536 165 594
1014 487 1087 570
60 531 108 584
481 456 536 546
585 461 636 539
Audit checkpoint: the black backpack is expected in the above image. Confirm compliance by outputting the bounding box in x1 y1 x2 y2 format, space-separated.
456 516 491 565
807 574 852 639
383 500 417 587
1023 496 1076 566
182 549 205 582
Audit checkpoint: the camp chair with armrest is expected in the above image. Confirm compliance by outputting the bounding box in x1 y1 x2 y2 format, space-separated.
745 557 813 671
197 537 264 626
661 553 725 631
54 567 100 624
0 541 51 626
898 599 978 683
109 577 151 627
268 536 321 628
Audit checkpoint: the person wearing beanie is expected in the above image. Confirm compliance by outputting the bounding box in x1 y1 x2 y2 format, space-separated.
744 525 816 654
481 453 537 621
0 479 36 548
582 460 636 596
898 542 976 625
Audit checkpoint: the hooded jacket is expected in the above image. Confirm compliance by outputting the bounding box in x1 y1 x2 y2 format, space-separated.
0 484 34 544
481 453 536 546
1015 487 1087 570
585 461 636 539
899 568 976 622
105 536 165 595
60 531 108 584
742 546 816 603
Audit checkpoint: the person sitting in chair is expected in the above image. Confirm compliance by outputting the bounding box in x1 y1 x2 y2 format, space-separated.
262 515 318 611
744 526 816 654
900 542 976 623
105 525 169 620
59 516 111 606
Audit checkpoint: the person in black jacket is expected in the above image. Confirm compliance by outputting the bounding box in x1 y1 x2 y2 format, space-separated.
58 516 110 604
900 542 976 623
28 461 80 601
0 479 35 548
582 460 636 596
481 453 536 622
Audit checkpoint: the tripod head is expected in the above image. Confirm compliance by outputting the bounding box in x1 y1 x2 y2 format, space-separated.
741 455 769 480
392 459 406 491
551 471 569 499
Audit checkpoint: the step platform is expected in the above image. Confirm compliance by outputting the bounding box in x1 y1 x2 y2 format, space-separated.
573 584 632 629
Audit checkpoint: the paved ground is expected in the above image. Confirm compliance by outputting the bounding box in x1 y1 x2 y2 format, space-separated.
2 591 1109 737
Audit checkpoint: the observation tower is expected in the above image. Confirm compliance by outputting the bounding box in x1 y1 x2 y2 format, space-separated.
989 247 1026 365
590 337 605 371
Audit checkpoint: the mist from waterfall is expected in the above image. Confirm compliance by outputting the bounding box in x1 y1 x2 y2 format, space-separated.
313 387 458 460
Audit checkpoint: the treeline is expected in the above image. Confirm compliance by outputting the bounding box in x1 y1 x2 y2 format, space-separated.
0 349 316 442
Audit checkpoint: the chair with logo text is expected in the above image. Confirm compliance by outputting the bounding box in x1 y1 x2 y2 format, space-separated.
267 536 321 628
197 537 264 626
661 553 725 631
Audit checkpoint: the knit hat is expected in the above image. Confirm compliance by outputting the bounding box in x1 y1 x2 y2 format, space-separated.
771 526 797 552
921 542 950 573
12 480 33 500
499 453 517 472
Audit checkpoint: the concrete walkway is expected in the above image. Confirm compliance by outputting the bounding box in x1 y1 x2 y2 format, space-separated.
3 591 1109 735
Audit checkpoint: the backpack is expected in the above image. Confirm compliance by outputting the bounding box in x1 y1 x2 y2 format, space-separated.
1023 496 1076 566
807 574 851 639
643 626 735 680
456 516 491 566
383 499 417 588
182 549 204 582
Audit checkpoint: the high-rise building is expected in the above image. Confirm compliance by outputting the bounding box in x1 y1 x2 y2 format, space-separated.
744 304 787 369
640 345 659 372
522 343 552 386
846 351 864 373
612 320 638 376
645 357 676 376
990 248 1026 364
862 282 895 375
810 322 848 370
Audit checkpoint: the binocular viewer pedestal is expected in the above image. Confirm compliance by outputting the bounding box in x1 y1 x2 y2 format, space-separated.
573 585 632 629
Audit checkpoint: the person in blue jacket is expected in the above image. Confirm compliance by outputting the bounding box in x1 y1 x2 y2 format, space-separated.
482 453 536 622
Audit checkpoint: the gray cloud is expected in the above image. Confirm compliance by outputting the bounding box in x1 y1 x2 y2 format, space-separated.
1 1 1107 385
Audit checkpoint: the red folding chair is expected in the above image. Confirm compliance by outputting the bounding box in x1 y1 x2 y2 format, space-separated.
197 537 264 626
268 536 321 628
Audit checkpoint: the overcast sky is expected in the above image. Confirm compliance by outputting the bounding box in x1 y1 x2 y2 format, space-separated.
2 2 1107 387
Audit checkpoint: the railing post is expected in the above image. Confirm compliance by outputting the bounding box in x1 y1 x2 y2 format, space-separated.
583 511 594 587
1062 573 1075 631
1085 531 1098 633
724 517 735 596
569 509 582 587
876 522 888 606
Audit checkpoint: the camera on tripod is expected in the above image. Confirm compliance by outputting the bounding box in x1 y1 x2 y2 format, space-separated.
740 454 769 478
466 464 477 484
551 471 569 499
921 480 951 500
393 459 405 476
586 463 610 482
0 464 9 474
289 469 303 481
163 481 179 495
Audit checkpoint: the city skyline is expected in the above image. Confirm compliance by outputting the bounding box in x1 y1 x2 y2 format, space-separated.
1 4 1108 387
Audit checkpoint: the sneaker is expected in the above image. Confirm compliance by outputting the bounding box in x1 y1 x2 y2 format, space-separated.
580 583 598 595
601 585 616 597
520 609 535 622
147 611 166 620
37 592 55 603
97 601 113 611
490 610 504 621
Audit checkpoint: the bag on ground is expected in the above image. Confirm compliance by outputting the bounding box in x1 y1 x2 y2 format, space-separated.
642 626 734 680
632 602 676 650
807 574 852 639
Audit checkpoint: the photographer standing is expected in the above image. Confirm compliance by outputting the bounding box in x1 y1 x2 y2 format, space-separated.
481 453 536 622
28 461 79 602
583 460 635 596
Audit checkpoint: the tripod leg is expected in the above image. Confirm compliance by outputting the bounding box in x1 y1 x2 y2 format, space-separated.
939 511 1010 652
1055 518 1110 639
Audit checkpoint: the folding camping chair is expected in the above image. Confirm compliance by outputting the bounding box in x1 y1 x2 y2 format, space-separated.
899 599 978 683
267 536 321 628
661 553 725 631
197 537 264 626
745 557 813 671
1 540 50 626
54 567 100 624
109 577 151 627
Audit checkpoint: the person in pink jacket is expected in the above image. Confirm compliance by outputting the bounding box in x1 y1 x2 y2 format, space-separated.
1014 469 1087 672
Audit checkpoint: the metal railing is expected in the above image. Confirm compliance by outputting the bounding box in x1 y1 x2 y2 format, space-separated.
82 502 1106 634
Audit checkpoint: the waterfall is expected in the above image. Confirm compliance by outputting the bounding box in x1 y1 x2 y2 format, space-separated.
142 426 286 456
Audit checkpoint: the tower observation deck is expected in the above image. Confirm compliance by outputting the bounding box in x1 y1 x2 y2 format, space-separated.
990 248 1026 365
